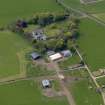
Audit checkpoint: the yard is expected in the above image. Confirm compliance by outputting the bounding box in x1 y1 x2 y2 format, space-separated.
0 31 32 78
0 0 63 26
70 79 104 105
78 18 105 71
0 80 68 105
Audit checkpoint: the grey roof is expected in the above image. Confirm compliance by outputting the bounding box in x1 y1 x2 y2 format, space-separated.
42 80 50 87
31 52 40 60
61 50 72 57
32 30 47 40
47 50 55 56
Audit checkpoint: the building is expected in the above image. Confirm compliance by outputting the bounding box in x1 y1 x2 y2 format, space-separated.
42 80 51 88
49 53 62 61
30 52 41 60
47 50 55 56
32 29 47 40
61 50 72 57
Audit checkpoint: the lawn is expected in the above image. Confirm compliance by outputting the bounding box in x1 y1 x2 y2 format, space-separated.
63 0 105 13
0 0 63 26
78 18 105 71
58 55 80 69
0 31 32 78
0 80 68 105
70 79 104 105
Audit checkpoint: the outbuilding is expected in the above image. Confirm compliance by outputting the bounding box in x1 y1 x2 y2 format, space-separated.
61 50 72 57
49 53 62 61
30 52 41 60
42 80 51 88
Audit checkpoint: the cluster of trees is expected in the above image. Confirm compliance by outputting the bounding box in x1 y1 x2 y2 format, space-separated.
27 12 69 26
8 12 69 33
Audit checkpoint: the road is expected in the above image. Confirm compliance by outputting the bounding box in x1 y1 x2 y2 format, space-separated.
51 62 76 105
58 0 105 27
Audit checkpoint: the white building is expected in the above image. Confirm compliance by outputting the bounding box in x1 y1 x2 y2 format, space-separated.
49 53 62 61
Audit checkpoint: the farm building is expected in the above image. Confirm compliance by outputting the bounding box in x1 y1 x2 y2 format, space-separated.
42 80 51 88
49 53 62 61
32 29 47 40
61 50 72 57
30 52 41 60
47 50 55 56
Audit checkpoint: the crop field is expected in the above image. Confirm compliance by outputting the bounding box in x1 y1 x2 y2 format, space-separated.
0 80 68 105
0 31 32 78
70 79 104 105
78 18 105 71
0 0 63 26
63 0 105 13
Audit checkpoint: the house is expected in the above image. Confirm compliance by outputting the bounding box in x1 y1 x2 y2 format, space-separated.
47 50 55 56
32 29 47 40
49 53 62 61
30 52 41 60
42 80 51 88
61 50 72 57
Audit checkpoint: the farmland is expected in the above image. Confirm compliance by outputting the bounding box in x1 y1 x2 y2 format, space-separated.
0 31 32 78
0 0 63 26
0 80 68 105
78 18 105 71
63 0 105 13
70 79 104 105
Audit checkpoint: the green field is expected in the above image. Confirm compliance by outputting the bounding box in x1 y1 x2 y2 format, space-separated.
64 0 105 13
70 79 104 105
0 80 68 105
0 31 32 78
0 0 63 26
93 13 105 22
97 77 105 86
78 18 105 71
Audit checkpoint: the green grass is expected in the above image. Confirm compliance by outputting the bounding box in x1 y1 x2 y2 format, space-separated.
26 63 55 77
0 31 32 78
64 0 105 13
78 18 105 71
0 0 63 26
93 13 105 22
70 79 104 105
0 80 68 105
97 77 105 86
58 55 80 69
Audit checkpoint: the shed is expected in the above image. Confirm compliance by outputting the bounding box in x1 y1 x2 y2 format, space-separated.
42 80 51 88
49 53 62 61
30 52 40 60
61 50 72 57
47 50 55 56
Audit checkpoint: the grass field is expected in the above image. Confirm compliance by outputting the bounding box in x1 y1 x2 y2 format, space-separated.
0 80 68 105
0 31 32 78
93 13 105 22
78 18 105 71
97 77 105 86
64 0 105 13
0 0 63 26
70 79 104 105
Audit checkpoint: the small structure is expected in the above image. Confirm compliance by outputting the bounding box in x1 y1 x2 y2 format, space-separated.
49 53 62 61
61 50 72 57
30 52 41 60
32 29 47 40
42 80 51 88
47 50 55 56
